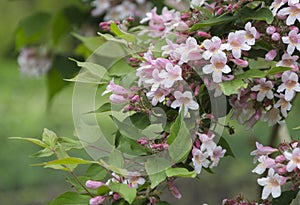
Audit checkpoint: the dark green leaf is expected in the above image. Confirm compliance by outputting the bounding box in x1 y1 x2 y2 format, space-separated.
85 164 107 180
157 201 171 205
190 14 237 31
239 7 274 24
97 185 111 195
272 189 299 205
52 11 70 45
66 176 90 193
218 137 235 157
91 103 112 113
129 113 151 130
47 192 90 205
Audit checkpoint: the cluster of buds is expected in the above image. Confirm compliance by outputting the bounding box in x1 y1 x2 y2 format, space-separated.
251 141 300 200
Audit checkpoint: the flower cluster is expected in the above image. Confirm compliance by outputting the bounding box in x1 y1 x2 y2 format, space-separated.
86 172 145 205
251 141 300 200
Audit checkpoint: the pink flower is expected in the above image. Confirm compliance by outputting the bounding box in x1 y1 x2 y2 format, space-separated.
270 0 286 16
146 88 169 106
274 94 292 117
257 168 286 199
276 53 299 71
91 0 110 16
278 3 300 25
192 147 210 174
145 69 166 91
271 32 281 41
284 147 300 172
251 142 278 163
210 146 226 168
230 58 248 67
159 63 183 88
110 94 128 103
266 26 276 35
252 156 276 174
262 108 283 126
242 22 259 46
90 196 106 205
202 36 225 60
102 79 129 96
127 172 145 188
277 71 300 101
197 133 216 156
203 52 231 83
251 78 274 102
171 91 199 116
224 31 251 59
177 37 203 65
282 30 300 54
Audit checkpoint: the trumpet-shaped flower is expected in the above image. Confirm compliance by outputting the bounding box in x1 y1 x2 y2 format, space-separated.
284 147 300 172
224 31 251 59
257 168 286 199
278 3 300 25
202 36 225 60
210 146 226 168
277 71 300 101
282 30 300 54
202 52 231 83
270 0 286 16
274 94 292 117
251 142 278 163
192 147 210 174
242 22 259 46
276 53 299 71
251 78 274 102
146 88 169 106
171 91 199 116
159 63 183 88
252 155 276 174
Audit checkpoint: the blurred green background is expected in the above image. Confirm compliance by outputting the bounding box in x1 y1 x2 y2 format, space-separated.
0 1 299 205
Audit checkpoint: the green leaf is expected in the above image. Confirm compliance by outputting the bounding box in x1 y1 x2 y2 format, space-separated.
110 22 136 43
57 137 83 151
165 167 196 178
248 57 273 69
234 69 266 80
272 189 299 205
73 60 110 80
85 164 107 180
97 185 111 195
31 148 54 158
108 58 135 77
52 11 70 45
267 66 291 76
239 7 274 24
47 192 90 205
167 111 182 144
66 176 90 193
190 14 237 31
91 103 111 113
15 12 51 49
129 113 151 130
99 159 129 176
109 148 125 168
109 182 137 204
132 198 148 205
111 116 143 140
218 137 235 157
145 157 170 188
73 33 106 51
168 110 192 163
42 128 58 148
9 137 49 148
220 79 248 96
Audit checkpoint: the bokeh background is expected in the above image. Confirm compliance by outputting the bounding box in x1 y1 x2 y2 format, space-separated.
1 1 299 204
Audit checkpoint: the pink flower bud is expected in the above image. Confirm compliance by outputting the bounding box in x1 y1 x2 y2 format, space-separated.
271 32 280 41
266 26 276 35
137 137 148 146
131 95 139 103
110 94 127 103
230 58 249 67
216 8 224 15
86 180 105 189
250 92 257 100
113 193 121 200
90 196 106 205
265 49 277 61
168 180 182 199
275 155 286 163
197 31 211 38
290 26 299 33
277 166 287 175
162 143 169 149
194 85 200 96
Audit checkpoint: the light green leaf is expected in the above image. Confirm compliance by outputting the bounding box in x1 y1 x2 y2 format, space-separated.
248 57 274 69
73 33 106 51
97 185 111 195
109 182 137 204
267 66 291 76
85 164 107 180
31 148 54 158
57 137 83 151
165 167 196 178
234 69 266 80
33 157 96 168
73 60 110 81
91 103 111 113
47 192 90 205
167 110 184 144
145 157 170 188
42 128 58 148
109 148 124 168
9 137 49 149
220 79 248 96
110 22 136 43
99 159 129 176
108 58 135 77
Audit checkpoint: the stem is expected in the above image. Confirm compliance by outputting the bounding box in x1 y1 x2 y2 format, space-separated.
70 171 94 197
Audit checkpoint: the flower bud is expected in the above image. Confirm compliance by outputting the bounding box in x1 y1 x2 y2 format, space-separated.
230 58 248 67
86 180 105 189
265 49 277 61
275 155 286 163
110 94 127 103
271 32 280 41
90 196 106 205
197 31 211 38
266 26 276 35
290 26 299 33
